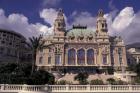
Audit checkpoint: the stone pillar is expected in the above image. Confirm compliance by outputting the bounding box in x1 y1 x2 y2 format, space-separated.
108 84 111 92
94 49 97 66
0 84 4 91
22 84 27 91
44 84 48 91
66 84 69 92
87 85 90 91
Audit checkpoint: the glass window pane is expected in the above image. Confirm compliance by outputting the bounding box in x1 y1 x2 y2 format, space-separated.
68 49 76 65
87 49 94 65
77 49 85 65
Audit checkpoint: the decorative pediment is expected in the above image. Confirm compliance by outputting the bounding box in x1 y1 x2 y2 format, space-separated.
78 31 84 40
87 33 93 40
69 32 75 40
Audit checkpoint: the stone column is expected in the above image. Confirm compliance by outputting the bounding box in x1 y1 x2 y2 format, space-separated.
0 84 4 91
94 49 97 66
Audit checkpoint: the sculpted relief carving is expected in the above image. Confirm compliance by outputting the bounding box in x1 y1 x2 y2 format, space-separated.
102 46 109 54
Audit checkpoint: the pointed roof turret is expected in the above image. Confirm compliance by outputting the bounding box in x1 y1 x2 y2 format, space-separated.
57 8 63 17
98 9 104 17
54 8 66 33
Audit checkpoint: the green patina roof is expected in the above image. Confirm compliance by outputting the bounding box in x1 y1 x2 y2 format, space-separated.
67 27 96 37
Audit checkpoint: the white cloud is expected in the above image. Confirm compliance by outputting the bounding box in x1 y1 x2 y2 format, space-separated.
0 8 51 38
105 7 140 44
112 7 135 31
0 6 140 44
40 8 68 28
69 7 140 44
40 8 58 25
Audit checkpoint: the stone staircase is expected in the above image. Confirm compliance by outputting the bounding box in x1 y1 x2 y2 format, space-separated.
57 73 114 84
58 73 78 84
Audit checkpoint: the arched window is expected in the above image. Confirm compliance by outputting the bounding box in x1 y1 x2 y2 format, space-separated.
55 55 61 65
77 49 85 65
68 48 76 65
102 54 107 65
87 49 94 65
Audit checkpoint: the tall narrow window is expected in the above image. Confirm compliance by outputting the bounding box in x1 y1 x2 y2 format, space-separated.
118 48 122 65
68 49 76 65
48 56 51 64
77 49 85 65
55 55 61 65
87 49 94 65
102 54 107 65
39 57 43 64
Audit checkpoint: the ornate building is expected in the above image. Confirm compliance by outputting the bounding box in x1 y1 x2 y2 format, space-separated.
36 9 127 73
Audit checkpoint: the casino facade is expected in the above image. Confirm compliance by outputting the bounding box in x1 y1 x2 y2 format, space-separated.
36 9 127 73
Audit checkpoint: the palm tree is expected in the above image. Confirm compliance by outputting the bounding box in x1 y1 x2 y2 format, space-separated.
27 35 45 76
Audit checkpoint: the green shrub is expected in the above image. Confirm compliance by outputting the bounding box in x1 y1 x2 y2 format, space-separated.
90 79 104 85
107 67 114 75
57 80 67 85
74 72 89 85
107 78 116 85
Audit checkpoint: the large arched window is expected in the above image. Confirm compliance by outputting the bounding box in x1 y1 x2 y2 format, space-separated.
102 54 107 65
87 49 94 65
68 48 76 65
77 49 85 65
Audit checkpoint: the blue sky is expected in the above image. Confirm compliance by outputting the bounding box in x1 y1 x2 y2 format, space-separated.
1 0 139 23
0 0 140 44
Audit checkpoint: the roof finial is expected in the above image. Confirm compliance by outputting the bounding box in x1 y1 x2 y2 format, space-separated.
98 9 104 17
57 8 63 16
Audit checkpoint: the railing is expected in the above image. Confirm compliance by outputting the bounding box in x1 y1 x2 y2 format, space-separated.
0 84 140 93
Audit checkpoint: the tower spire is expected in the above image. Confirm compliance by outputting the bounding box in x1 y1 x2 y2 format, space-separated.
57 8 63 16
96 9 108 35
54 8 66 34
98 9 104 17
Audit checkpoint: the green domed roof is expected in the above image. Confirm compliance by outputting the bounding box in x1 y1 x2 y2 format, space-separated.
67 26 96 38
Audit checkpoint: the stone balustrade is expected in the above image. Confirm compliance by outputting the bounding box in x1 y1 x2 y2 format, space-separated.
0 84 140 93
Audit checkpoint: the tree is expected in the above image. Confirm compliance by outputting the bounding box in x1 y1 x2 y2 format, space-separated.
0 63 55 85
74 72 89 85
135 63 140 76
26 70 55 85
27 35 45 76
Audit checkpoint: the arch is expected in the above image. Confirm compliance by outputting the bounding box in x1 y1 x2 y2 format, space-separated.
87 49 94 65
68 48 76 65
77 48 85 65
